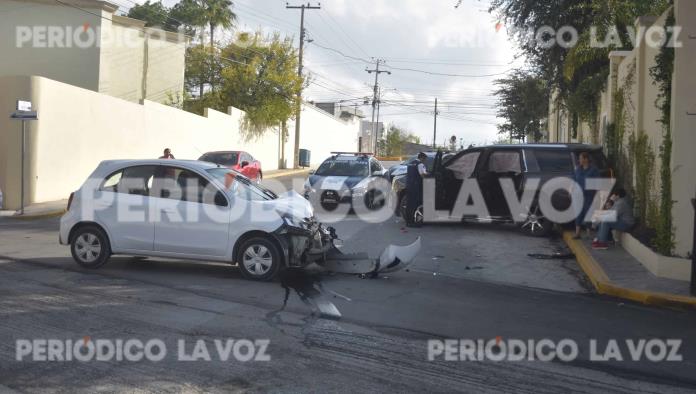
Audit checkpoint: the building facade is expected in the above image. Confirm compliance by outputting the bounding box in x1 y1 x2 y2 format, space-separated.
547 1 696 276
0 0 186 104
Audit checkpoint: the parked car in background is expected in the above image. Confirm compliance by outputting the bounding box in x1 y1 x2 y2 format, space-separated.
392 144 611 236
304 152 388 210
199 151 263 183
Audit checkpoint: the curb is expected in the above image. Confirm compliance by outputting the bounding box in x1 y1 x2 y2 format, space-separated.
263 168 311 179
562 231 696 309
7 209 66 221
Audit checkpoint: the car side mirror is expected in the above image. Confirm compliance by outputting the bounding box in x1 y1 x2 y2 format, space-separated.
214 191 228 207
240 161 249 168
308 169 315 175
372 170 384 177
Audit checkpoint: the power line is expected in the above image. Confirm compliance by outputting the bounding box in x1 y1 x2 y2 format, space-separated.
381 64 513 78
308 41 371 64
320 8 371 59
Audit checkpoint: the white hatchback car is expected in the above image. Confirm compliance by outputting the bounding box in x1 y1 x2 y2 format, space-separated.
59 159 341 281
60 159 421 280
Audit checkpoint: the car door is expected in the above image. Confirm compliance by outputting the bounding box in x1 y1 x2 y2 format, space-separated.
151 165 231 258
95 165 157 252
239 152 255 179
440 150 481 211
477 149 523 218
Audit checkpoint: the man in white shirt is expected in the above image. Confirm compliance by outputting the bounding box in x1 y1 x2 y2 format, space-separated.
417 152 428 177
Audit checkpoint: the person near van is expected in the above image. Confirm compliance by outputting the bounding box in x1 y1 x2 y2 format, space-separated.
416 152 428 177
573 152 599 239
592 188 635 250
404 152 428 227
159 148 175 159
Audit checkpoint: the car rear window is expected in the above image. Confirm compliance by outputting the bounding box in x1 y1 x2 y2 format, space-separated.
200 152 238 166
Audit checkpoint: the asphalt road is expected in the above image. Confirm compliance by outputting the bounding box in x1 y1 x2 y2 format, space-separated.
1 173 695 393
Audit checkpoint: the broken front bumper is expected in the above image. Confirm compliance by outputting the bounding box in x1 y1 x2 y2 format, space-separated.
275 217 421 275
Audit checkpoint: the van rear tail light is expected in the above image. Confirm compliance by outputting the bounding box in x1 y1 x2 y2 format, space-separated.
67 192 75 211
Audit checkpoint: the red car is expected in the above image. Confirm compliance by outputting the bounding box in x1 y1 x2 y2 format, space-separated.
198 151 263 183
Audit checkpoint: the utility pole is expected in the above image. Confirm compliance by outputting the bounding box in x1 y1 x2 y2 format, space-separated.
366 58 390 154
286 2 320 168
432 98 438 149
375 86 382 156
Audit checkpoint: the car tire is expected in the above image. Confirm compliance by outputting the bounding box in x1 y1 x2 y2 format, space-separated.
70 225 111 268
519 205 553 237
237 236 282 281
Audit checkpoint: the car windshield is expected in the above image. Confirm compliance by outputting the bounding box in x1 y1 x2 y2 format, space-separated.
200 152 238 166
205 168 276 201
315 159 369 177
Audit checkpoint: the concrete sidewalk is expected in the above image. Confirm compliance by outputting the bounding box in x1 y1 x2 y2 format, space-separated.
0 168 311 219
263 167 311 179
0 199 68 220
563 232 696 309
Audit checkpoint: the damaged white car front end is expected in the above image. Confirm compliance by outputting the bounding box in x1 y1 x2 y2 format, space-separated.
269 191 421 277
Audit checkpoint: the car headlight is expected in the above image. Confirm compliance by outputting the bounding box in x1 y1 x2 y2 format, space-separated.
303 180 315 194
351 186 367 198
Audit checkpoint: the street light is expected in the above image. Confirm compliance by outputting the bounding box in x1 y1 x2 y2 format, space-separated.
10 100 38 215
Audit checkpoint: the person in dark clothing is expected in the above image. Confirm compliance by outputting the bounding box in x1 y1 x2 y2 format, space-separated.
405 153 428 227
573 152 599 239
592 188 635 249
159 148 175 159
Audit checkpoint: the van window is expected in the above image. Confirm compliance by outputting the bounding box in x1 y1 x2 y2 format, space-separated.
447 151 480 180
487 151 521 173
533 150 573 172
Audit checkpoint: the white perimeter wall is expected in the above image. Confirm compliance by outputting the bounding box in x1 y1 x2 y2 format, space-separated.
0 75 358 209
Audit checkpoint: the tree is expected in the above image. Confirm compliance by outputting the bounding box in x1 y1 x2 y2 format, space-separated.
489 0 669 138
381 124 421 157
494 70 549 142
203 32 304 139
170 0 207 37
204 0 236 47
170 0 236 46
126 0 178 32
183 44 225 108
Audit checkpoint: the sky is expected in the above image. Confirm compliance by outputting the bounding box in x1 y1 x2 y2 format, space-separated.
127 0 525 147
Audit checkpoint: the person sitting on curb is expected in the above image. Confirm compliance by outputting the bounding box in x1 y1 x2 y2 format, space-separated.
592 188 635 250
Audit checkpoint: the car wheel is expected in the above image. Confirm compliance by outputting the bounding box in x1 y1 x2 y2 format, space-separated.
520 205 553 237
70 225 111 268
237 237 282 281
366 190 385 210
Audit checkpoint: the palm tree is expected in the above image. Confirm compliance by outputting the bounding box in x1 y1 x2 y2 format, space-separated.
204 0 236 48
171 0 236 47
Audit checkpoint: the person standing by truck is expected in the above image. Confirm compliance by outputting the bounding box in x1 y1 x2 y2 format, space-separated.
405 152 428 227
573 152 599 239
